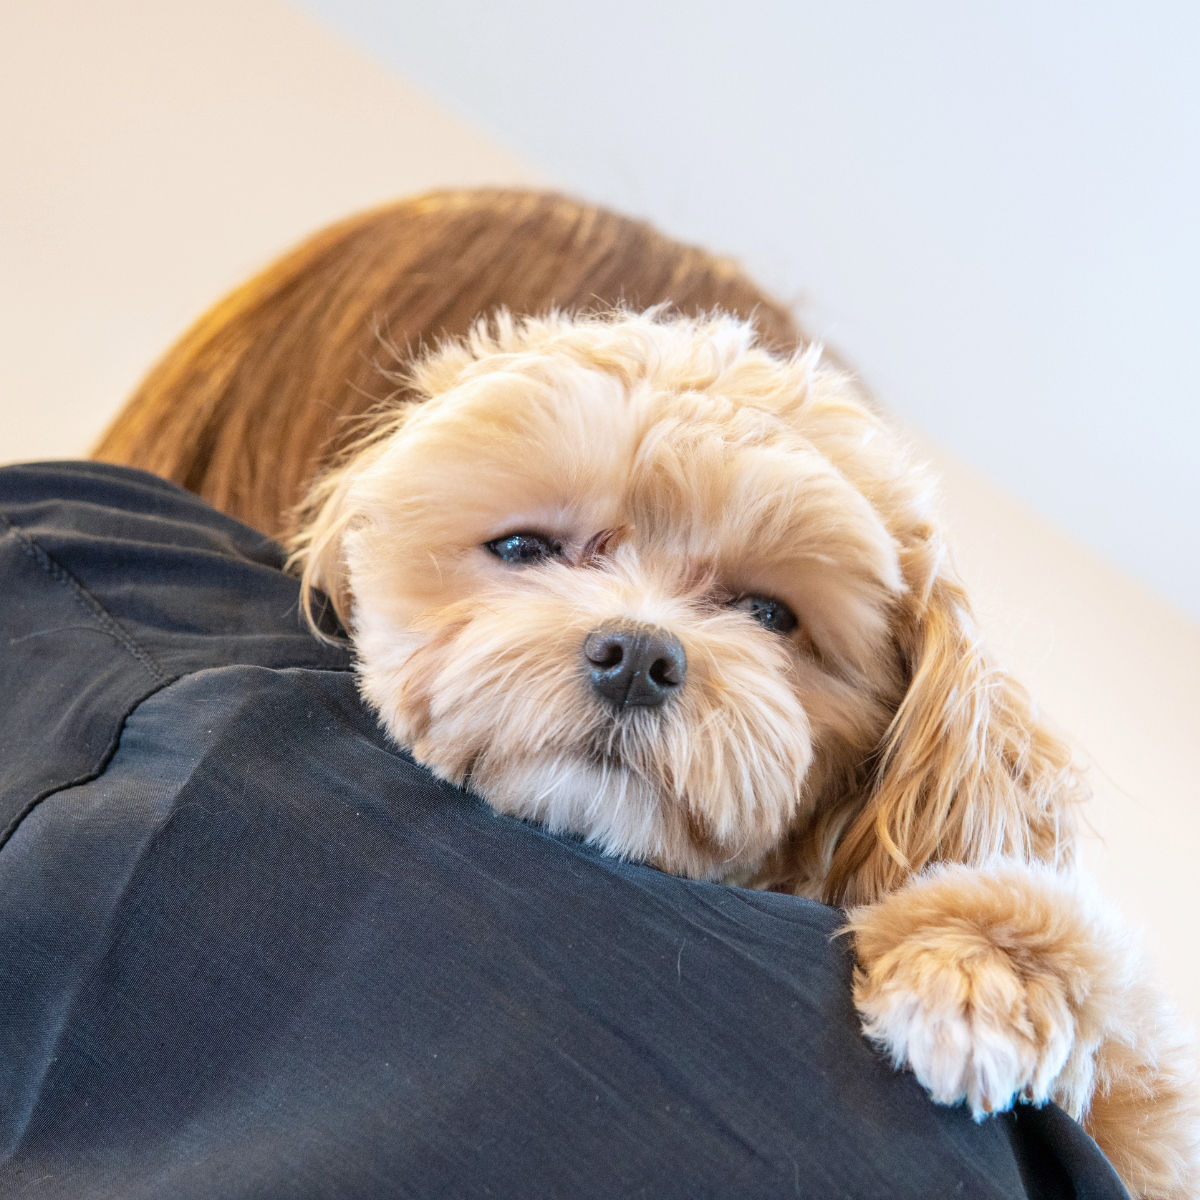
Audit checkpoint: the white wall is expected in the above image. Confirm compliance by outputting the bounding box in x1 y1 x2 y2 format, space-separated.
295 0 1200 624
3 0 1198 1039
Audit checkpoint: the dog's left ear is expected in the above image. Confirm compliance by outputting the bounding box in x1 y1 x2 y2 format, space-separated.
823 540 1087 907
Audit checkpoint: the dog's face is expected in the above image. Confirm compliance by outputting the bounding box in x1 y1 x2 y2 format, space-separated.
295 311 1078 898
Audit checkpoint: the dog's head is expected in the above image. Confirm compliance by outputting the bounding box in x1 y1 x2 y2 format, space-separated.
293 310 1083 900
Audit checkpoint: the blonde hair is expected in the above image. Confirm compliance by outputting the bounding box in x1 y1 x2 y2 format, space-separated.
93 187 803 539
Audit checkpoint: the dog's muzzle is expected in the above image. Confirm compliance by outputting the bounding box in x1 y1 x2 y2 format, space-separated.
583 621 686 709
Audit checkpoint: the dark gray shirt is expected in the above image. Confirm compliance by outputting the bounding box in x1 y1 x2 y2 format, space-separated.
0 462 1129 1199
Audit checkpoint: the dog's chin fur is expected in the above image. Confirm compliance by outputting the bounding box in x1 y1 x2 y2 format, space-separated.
291 308 1200 1197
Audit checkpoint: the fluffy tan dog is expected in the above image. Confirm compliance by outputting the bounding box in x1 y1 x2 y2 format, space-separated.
292 309 1198 1198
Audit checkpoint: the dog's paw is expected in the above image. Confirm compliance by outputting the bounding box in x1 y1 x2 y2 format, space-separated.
852 928 1074 1118
845 864 1101 1121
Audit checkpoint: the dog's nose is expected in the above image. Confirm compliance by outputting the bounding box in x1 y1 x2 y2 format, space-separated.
583 622 687 709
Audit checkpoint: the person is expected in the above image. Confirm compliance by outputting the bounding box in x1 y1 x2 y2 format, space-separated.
0 190 1130 1198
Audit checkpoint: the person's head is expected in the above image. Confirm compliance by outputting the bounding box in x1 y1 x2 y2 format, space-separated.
94 187 803 539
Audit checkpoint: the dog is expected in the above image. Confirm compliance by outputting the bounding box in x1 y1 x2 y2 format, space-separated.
290 308 1198 1197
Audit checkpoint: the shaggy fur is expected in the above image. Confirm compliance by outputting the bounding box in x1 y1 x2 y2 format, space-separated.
291 309 1198 1198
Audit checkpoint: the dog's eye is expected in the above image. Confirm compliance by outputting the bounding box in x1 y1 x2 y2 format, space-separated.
485 532 564 565
730 594 799 635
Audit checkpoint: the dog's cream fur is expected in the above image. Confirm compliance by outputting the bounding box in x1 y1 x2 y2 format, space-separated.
292 309 1198 1197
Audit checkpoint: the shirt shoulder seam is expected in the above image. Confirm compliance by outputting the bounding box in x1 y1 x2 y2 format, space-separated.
0 511 170 685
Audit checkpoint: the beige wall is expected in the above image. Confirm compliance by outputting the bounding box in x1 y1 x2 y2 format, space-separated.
2 0 535 464
4 0 1198 1037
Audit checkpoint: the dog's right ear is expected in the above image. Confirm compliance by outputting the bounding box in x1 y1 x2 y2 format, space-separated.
287 329 473 640
286 448 384 641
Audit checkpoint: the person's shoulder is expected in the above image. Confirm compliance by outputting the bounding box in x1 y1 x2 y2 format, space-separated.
0 458 349 685
0 460 282 563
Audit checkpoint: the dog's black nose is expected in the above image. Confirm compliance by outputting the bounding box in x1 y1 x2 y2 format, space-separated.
583 622 687 709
